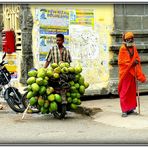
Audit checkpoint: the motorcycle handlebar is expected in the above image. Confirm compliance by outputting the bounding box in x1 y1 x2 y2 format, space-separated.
0 52 7 67
0 61 8 67
0 61 5 66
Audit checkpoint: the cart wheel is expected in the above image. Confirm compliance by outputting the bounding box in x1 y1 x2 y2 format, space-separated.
53 104 67 119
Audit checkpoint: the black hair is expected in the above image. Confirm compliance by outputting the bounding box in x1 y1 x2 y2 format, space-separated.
56 34 64 40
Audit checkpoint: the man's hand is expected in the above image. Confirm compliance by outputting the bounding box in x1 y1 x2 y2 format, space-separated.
132 59 139 67
44 61 50 68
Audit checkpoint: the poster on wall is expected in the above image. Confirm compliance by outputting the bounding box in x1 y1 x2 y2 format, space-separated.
4 53 18 79
36 8 70 61
34 7 112 87
39 9 69 33
70 9 94 27
69 9 95 61
35 8 95 62
39 35 69 61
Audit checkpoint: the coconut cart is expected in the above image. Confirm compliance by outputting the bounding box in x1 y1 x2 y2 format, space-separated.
22 62 89 119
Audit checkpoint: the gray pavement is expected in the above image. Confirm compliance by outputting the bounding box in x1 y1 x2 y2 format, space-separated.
2 94 148 130
81 95 148 129
1 95 148 144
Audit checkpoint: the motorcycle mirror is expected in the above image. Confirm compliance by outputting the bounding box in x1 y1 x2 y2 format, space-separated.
2 52 6 60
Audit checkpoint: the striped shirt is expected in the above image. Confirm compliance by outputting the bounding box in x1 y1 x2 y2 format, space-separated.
46 45 72 64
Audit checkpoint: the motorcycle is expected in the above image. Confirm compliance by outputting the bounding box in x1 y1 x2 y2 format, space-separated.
0 52 25 113
22 71 75 119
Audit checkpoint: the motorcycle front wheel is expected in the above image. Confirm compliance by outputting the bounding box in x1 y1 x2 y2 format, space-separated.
4 87 25 113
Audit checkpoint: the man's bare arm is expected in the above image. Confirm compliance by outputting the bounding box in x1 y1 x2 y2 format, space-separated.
44 61 50 68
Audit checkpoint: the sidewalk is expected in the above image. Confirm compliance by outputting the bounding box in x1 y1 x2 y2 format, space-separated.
80 95 148 129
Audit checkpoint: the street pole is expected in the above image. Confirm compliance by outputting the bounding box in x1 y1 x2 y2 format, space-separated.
19 4 34 85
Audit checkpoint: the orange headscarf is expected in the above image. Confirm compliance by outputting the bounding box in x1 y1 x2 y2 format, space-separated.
124 32 134 40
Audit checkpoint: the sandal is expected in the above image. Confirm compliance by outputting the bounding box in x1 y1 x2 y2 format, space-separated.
127 110 138 115
122 112 128 117
130 111 138 115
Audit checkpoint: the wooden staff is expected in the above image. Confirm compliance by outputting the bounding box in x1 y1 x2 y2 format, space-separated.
22 103 30 120
135 66 140 114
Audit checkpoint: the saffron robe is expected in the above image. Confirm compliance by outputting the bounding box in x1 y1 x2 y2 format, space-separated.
118 44 146 112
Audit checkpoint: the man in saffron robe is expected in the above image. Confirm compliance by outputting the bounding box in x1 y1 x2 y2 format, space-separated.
118 32 146 117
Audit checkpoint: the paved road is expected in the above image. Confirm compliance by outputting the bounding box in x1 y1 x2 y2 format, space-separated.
1 95 148 144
